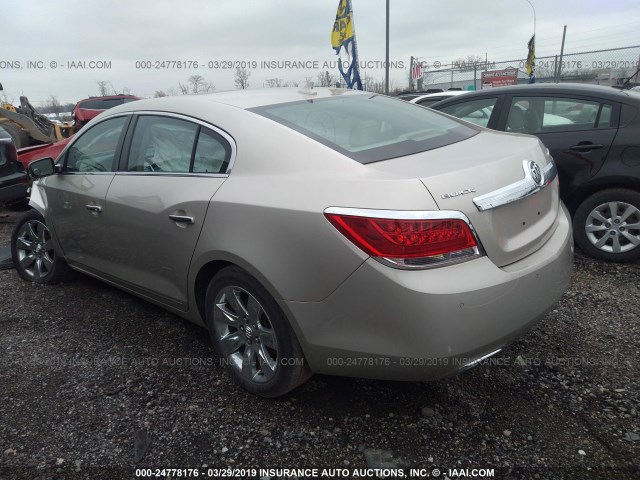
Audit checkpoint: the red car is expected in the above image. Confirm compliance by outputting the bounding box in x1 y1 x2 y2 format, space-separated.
17 136 72 169
73 94 140 130
17 94 141 168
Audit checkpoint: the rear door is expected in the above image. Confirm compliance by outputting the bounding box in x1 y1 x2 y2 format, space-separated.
496 94 619 199
99 113 234 310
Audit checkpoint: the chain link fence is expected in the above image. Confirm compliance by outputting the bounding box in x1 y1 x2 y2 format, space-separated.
417 45 640 91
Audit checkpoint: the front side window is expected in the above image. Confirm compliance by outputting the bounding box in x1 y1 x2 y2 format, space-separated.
64 116 127 172
251 94 477 164
507 96 611 134
438 98 498 127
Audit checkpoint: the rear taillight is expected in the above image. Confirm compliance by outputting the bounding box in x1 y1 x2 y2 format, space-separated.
325 207 483 269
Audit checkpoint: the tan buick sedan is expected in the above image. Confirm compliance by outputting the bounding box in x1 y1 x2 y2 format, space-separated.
12 88 573 397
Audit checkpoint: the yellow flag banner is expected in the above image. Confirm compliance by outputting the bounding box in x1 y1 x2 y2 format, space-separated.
526 34 536 82
332 0 353 52
331 0 362 89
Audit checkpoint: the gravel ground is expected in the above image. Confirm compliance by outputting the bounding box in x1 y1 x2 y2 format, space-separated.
0 207 638 480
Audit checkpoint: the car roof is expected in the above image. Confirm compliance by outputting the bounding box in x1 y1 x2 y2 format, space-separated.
431 83 640 104
76 95 140 106
113 88 366 112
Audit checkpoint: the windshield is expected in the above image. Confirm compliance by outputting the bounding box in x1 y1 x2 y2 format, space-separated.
250 94 478 164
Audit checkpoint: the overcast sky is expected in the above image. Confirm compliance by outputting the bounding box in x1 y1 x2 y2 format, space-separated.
1 0 638 106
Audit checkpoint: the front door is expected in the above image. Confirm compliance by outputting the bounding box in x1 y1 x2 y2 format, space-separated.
44 115 130 271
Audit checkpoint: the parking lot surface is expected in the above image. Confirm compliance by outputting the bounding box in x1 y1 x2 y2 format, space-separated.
0 208 638 480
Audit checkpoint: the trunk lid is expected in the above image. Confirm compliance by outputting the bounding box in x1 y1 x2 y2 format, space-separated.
368 130 559 267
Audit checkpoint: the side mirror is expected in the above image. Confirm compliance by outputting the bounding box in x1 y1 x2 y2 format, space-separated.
28 157 56 178
0 137 17 167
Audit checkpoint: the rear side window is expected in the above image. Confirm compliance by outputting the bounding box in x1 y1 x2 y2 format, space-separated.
126 116 232 174
251 94 477 164
507 96 613 134
78 99 105 110
192 128 231 174
127 116 198 173
438 98 498 127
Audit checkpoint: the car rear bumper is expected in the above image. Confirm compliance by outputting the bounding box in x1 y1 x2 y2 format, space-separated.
286 203 574 380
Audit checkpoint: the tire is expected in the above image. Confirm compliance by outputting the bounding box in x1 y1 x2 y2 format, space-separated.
204 266 311 397
11 209 69 284
573 188 640 263
0 122 30 149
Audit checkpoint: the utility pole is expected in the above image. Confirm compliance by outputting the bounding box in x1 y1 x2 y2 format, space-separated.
556 25 567 83
409 56 414 91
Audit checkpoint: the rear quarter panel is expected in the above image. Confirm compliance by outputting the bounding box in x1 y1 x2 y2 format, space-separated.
188 110 442 305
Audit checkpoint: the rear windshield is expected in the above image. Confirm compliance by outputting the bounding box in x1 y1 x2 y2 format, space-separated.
250 94 478 164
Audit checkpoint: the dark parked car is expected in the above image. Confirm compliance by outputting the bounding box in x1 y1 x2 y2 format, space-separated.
73 94 140 130
431 84 640 262
0 126 29 205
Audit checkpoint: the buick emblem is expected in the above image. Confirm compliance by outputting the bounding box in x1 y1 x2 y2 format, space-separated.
528 160 544 186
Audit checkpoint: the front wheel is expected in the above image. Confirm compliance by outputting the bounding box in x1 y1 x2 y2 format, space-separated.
11 209 69 283
204 267 311 397
573 188 640 262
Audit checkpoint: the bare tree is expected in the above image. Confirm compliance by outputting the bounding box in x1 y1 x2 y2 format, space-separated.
187 75 205 94
177 82 189 95
97 81 110 96
316 70 338 87
153 90 168 98
234 66 250 89
264 78 284 88
363 77 396 94
283 80 300 87
47 95 62 116
170 76 216 96
189 75 215 93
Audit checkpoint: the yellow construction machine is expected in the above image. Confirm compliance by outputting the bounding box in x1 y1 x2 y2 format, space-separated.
0 82 74 149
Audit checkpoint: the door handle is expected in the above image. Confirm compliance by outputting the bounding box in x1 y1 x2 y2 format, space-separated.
85 204 102 213
569 143 604 152
169 214 195 224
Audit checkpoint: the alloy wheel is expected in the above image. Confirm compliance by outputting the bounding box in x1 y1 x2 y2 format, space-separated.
14 219 56 280
585 201 640 254
213 286 279 383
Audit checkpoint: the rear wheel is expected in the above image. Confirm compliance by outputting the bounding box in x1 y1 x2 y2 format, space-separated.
204 266 311 397
1 122 29 149
573 189 640 262
11 210 69 283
